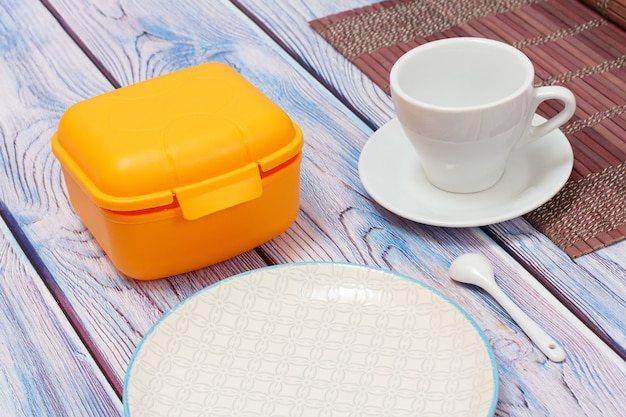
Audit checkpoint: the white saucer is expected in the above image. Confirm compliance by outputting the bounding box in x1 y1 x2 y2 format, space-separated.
358 116 573 227
124 263 498 417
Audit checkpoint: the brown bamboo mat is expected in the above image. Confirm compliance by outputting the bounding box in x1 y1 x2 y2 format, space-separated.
581 0 626 29
311 0 626 257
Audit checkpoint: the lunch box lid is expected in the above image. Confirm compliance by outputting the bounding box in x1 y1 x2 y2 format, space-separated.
52 63 303 220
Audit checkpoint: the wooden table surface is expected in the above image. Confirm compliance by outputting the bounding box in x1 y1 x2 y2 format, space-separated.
1 0 624 416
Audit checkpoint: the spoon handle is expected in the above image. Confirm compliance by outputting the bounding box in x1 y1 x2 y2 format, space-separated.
488 284 566 362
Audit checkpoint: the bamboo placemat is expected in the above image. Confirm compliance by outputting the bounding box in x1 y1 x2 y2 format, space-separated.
580 0 626 28
311 0 626 257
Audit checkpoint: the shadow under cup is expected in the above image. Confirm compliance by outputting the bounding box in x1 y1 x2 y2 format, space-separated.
390 38 555 194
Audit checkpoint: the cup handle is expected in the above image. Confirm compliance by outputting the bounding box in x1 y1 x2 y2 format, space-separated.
517 86 576 149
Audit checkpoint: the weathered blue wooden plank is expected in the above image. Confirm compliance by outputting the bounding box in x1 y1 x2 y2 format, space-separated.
0 205 122 417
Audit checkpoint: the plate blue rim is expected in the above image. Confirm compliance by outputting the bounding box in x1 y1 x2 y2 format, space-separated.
123 262 499 417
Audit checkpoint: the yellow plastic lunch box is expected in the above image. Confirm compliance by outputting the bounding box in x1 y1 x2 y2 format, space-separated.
52 63 303 280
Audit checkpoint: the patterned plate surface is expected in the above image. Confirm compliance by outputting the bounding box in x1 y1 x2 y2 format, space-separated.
124 263 498 417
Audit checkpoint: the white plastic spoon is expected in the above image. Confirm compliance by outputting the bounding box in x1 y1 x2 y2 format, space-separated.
449 253 566 362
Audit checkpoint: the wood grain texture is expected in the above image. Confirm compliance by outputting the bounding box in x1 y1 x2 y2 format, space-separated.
232 0 396 129
235 0 626 354
0 0 270 395
0 211 122 417
0 0 624 415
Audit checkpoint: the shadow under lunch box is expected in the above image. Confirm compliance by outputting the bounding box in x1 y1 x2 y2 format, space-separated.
52 63 303 280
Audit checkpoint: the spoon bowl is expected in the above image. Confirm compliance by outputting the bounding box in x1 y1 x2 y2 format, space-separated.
449 253 495 287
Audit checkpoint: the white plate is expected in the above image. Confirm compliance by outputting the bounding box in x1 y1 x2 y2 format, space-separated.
358 116 573 227
124 263 498 417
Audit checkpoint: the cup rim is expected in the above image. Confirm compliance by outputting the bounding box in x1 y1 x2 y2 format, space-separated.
389 37 535 112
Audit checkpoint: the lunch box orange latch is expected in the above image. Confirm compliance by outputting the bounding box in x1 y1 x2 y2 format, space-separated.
52 63 303 280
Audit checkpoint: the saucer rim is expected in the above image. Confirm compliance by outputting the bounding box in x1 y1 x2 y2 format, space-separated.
358 116 574 227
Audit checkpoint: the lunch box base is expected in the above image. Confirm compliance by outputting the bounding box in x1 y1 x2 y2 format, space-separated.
61 154 301 280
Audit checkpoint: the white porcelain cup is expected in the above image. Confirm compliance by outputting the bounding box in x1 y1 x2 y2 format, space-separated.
390 37 576 193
